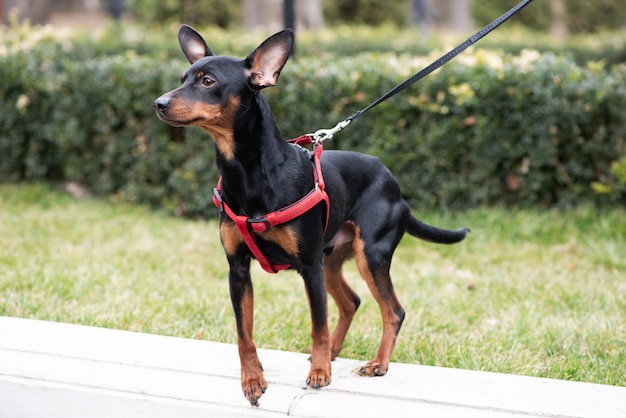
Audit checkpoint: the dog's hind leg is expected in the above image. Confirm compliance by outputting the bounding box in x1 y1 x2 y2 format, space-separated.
352 218 407 377
324 243 360 360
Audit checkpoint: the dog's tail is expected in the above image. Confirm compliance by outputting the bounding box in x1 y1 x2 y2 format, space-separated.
407 216 469 244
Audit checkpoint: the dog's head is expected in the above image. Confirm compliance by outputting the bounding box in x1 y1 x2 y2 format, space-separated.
154 25 293 131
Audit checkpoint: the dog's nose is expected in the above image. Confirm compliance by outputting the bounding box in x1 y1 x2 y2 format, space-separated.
153 96 171 112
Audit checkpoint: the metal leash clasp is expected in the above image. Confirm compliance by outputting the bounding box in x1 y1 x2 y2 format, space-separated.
309 119 351 144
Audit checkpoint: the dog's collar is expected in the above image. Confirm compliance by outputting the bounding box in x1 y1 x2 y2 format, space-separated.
213 140 329 273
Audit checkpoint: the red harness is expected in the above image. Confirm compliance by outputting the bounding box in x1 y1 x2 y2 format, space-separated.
212 135 330 273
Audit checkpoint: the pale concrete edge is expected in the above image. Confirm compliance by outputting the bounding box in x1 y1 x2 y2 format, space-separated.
1 316 624 418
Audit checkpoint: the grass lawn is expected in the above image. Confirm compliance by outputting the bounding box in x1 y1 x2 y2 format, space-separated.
1 183 624 386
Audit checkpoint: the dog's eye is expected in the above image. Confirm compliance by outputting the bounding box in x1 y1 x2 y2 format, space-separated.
202 76 215 87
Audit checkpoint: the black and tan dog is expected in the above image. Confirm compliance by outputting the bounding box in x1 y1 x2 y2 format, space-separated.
154 25 468 406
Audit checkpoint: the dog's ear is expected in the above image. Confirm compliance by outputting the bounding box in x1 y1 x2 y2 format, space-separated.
245 29 294 89
178 25 214 64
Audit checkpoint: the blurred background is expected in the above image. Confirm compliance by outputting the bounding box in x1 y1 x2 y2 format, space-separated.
2 0 625 35
1 0 625 215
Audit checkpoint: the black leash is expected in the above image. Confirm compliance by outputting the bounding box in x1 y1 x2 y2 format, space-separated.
309 0 534 143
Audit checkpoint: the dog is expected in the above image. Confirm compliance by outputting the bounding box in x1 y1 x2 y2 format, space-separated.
154 25 468 406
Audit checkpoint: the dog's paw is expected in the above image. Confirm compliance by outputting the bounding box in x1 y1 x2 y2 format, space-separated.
241 369 268 406
306 367 332 389
358 361 389 377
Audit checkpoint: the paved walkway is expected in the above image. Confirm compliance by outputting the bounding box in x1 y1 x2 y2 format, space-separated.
1 316 624 417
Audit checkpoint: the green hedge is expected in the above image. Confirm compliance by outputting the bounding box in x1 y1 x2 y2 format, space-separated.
472 0 626 33
272 50 626 209
1 25 625 216
0 25 220 216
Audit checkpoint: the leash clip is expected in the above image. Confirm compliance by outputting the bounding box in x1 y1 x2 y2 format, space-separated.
309 119 351 144
213 187 223 211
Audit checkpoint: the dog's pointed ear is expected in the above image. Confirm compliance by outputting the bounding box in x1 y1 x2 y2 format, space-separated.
178 25 214 64
245 29 294 89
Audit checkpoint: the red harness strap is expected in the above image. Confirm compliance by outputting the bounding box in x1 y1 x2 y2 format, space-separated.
213 140 330 274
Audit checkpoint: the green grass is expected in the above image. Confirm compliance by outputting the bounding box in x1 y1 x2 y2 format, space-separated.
1 183 624 386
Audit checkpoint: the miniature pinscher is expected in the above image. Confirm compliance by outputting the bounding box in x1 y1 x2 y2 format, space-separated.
154 25 468 406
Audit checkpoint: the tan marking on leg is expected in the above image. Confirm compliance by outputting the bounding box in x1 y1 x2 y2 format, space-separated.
238 288 266 405
324 244 358 359
353 226 404 376
303 281 332 389
307 326 332 388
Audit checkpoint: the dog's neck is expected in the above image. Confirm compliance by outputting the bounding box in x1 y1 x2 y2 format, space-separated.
215 92 294 215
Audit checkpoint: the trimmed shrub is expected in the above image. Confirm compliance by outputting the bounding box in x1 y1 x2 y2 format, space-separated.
0 25 219 216
272 50 626 209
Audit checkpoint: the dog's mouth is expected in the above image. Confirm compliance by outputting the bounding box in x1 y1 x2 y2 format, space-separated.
154 105 197 127
154 95 208 128
154 110 185 127
156 112 207 129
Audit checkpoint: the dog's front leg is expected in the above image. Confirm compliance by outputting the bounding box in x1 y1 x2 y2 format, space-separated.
228 256 266 406
302 262 332 389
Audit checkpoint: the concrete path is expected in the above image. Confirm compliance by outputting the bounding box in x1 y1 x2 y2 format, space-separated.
0 316 624 417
